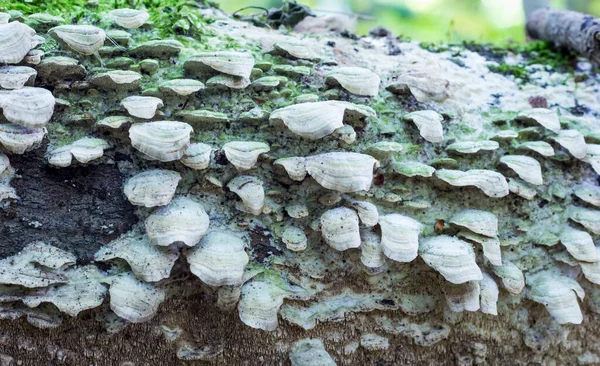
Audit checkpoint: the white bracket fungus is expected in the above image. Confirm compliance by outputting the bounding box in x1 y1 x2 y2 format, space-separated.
268 40 316 60
95 232 179 282
386 73 450 103
435 169 509 198
379 213 421 262
568 206 600 235
457 231 502 266
24 49 44 65
0 22 36 64
123 169 181 207
0 153 9 175
326 67 381 97
0 123 46 154
179 143 213 170
48 25 106 55
269 101 376 140
390 161 436 177
360 229 386 268
184 51 254 80
227 175 265 216
517 141 555 157
559 226 598 262
19 265 107 317
252 75 287 90
573 184 600 207
491 260 524 296
129 121 192 162
67 137 110 164
332 124 357 144
449 209 499 238
222 141 270 171
0 242 75 288
0 66 37 89
516 108 560 133
0 153 16 202
96 115 133 129
490 129 519 140
305 152 379 193
320 207 361 251
282 226 308 252
107 8 149 29
404 110 444 143
145 196 210 247
121 96 164 119
186 231 249 287
90 70 142 90
479 272 499 315
553 130 587 159
365 141 404 166
175 109 229 125
46 137 110 167
273 157 308 181
238 279 288 331
158 79 205 96
109 273 165 323
207 74 251 89
508 178 537 200
527 272 584 325
583 144 600 174
580 247 600 285
419 235 483 284
347 200 379 227
446 140 499 154
289 338 336 366
0 87 55 129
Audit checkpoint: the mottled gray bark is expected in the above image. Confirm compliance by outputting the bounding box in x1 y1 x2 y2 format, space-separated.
526 7 600 64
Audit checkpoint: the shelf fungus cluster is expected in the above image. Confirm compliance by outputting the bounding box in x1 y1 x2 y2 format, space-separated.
269 100 376 141
4 5 600 364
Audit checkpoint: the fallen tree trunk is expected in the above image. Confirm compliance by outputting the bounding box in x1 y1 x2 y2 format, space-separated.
526 7 600 64
1 3 600 365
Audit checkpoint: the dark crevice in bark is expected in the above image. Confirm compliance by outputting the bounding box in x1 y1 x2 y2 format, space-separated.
0 145 138 261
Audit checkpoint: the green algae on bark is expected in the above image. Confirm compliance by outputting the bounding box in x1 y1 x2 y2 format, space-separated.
2 2 600 365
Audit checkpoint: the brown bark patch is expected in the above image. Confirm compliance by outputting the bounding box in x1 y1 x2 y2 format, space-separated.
0 146 138 261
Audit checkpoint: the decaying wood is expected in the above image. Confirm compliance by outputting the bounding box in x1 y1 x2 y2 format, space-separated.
3 3 600 365
526 7 600 64
2 276 600 365
1 144 137 260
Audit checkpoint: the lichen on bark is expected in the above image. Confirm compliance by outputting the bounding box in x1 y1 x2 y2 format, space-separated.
1 2 600 365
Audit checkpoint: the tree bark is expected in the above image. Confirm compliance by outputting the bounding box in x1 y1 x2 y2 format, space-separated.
1 4 600 366
526 7 600 64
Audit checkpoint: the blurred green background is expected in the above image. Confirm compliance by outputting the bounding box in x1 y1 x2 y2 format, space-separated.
219 0 600 44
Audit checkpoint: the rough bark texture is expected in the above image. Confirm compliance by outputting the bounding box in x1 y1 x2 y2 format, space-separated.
2 276 600 366
526 7 600 64
1 144 138 261
2 4 600 366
